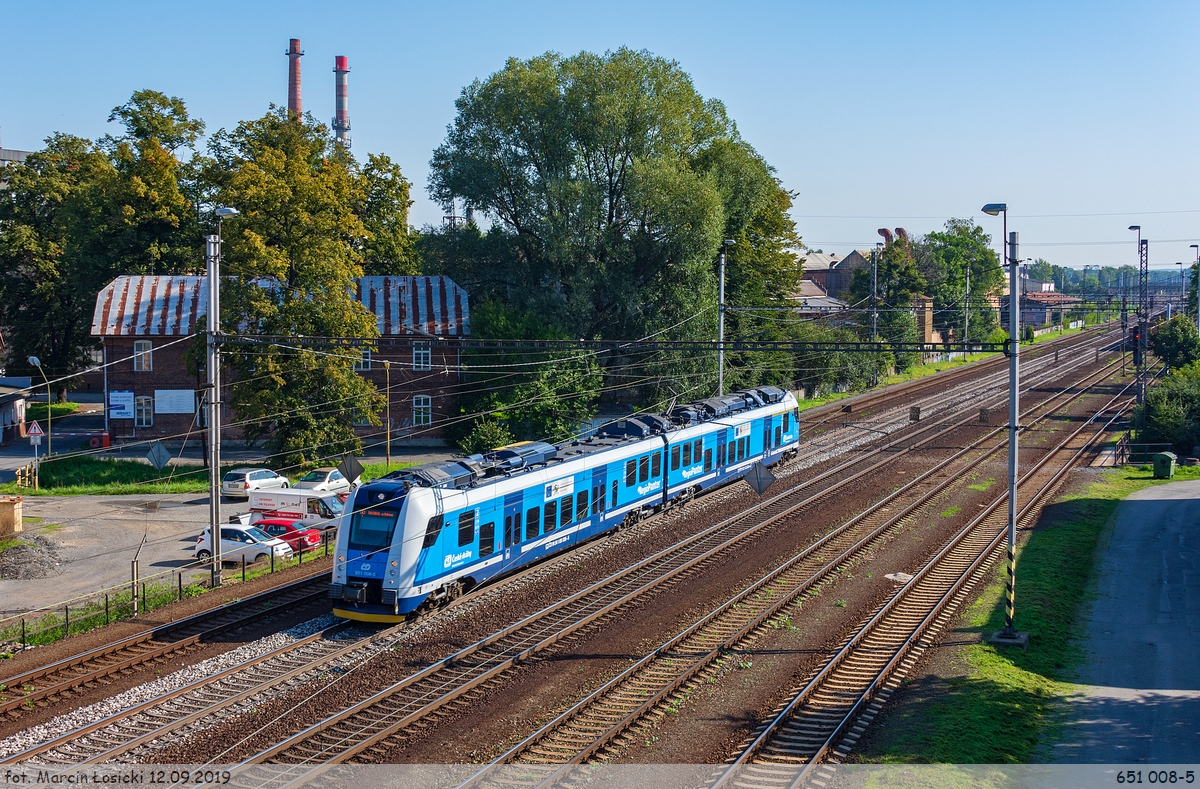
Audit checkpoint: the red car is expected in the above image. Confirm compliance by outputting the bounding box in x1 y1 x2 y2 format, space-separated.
255 519 323 552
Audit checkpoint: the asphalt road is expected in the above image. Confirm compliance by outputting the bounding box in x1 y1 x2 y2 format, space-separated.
1054 479 1200 763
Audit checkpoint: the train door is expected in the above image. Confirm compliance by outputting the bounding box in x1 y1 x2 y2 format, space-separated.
762 419 771 458
591 466 608 523
502 490 524 568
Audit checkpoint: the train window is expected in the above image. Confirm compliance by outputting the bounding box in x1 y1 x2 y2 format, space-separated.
639 456 649 482
544 501 557 533
625 460 637 486
526 507 540 540
652 453 661 478
592 486 602 514
693 440 702 460
682 442 691 466
458 511 475 548
479 521 495 558
561 496 573 527
704 448 713 472
784 412 791 432
718 444 726 467
671 446 680 471
576 491 588 520
504 515 514 548
611 480 618 509
422 516 442 549
775 426 782 447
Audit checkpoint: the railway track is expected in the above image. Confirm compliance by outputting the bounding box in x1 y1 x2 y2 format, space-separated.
438 359 1129 786
189 336 1123 779
0 572 330 721
705 388 1134 789
0 327 1124 773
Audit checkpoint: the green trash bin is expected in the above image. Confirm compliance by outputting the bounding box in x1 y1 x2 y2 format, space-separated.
1153 452 1177 479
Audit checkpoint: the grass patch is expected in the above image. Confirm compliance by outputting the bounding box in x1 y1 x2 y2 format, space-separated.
797 391 853 412
0 537 31 555
0 455 220 496
858 465 1200 764
24 401 80 423
939 506 962 518
359 461 418 482
967 478 996 492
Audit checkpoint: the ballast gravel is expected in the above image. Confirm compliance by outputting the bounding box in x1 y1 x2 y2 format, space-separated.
0 614 339 760
0 534 66 580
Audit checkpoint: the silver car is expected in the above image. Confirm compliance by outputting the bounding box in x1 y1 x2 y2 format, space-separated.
221 467 290 498
293 467 357 494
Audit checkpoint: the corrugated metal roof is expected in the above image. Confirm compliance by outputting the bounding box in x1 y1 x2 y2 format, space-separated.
92 275 471 337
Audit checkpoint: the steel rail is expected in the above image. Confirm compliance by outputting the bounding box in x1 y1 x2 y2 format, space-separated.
450 358 1128 786
1 346 1111 766
710 386 1134 789
0 572 331 717
218 348 1125 783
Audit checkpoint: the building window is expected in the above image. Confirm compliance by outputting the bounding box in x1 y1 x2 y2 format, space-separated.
413 395 432 426
133 341 153 372
353 349 371 371
134 396 153 428
413 342 432 371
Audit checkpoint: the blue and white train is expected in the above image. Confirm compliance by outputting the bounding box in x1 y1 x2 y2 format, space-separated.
330 386 801 623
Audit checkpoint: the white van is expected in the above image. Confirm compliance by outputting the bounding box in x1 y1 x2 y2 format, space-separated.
247 490 344 531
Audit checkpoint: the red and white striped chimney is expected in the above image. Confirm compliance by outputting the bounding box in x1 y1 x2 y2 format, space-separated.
286 38 304 116
332 56 351 148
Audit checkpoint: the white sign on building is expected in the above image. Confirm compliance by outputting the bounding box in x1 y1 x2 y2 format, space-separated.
154 389 195 414
109 390 135 419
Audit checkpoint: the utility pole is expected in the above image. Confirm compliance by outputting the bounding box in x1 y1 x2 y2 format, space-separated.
717 239 734 396
206 233 223 588
964 259 970 347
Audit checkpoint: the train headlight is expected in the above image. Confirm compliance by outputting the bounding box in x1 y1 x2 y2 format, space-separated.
391 560 398 567
338 554 345 562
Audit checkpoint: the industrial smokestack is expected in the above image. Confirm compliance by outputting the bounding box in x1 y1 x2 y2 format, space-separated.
286 38 304 117
332 56 351 148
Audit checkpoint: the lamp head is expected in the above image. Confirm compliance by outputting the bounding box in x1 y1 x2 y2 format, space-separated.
1191 244 1198 250
215 207 240 218
981 203 1006 216
723 239 736 246
1128 225 1140 232
27 356 40 367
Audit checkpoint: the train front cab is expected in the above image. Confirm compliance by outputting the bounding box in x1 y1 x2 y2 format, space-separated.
330 483 412 623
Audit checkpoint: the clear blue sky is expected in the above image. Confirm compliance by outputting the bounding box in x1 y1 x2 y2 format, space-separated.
4 0 1197 270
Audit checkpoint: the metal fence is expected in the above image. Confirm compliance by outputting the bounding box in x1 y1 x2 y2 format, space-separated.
1113 432 1172 466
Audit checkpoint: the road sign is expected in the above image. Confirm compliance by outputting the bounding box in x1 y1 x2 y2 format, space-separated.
147 441 171 471
27 421 44 437
338 453 365 486
30 435 41 446
745 462 776 496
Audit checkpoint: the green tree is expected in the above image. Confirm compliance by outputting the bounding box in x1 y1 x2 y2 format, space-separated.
0 91 204 397
1151 314 1200 370
914 219 1003 342
1139 361 1200 452
357 153 418 275
849 235 925 370
0 135 116 397
203 109 381 468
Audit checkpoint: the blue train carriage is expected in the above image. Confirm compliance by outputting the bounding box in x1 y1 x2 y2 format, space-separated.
330 435 671 622
664 386 801 500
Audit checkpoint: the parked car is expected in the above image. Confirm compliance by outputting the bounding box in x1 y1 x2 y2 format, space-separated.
293 467 357 494
256 518 323 552
221 468 290 498
194 525 293 565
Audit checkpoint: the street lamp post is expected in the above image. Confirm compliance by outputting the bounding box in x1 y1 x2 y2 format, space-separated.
981 203 1028 649
207 206 238 588
717 239 735 396
28 356 50 458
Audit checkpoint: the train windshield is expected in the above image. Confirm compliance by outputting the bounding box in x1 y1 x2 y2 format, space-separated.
347 508 400 553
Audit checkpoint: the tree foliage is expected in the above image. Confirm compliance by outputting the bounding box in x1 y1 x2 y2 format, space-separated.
202 109 381 467
1151 315 1200 370
912 218 1003 341
1139 361 1200 453
0 90 204 397
848 235 925 369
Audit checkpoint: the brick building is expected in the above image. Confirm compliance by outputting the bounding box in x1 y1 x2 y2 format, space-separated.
91 275 470 447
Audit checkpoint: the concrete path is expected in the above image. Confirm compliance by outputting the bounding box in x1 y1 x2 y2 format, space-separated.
1054 479 1200 763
